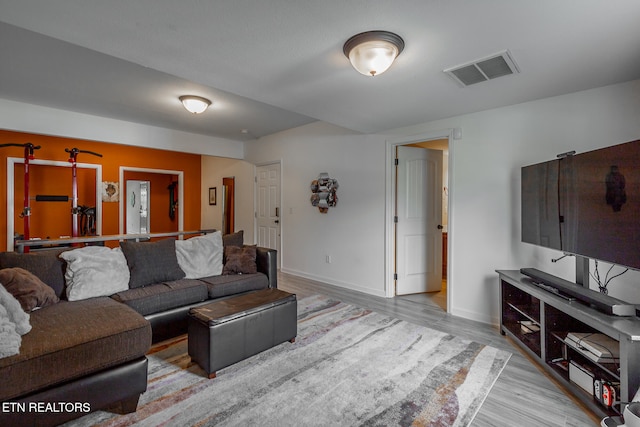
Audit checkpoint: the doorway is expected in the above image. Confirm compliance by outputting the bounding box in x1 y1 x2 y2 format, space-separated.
222 177 235 235
123 171 180 234
385 130 454 312
119 167 184 234
255 162 281 265
395 145 443 296
401 140 448 310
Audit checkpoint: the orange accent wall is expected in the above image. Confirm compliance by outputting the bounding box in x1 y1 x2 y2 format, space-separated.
0 130 202 251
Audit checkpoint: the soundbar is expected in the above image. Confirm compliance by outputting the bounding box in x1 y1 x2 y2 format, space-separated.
520 268 637 316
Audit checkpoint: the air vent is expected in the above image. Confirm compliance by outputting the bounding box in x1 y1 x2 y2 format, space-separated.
444 50 520 87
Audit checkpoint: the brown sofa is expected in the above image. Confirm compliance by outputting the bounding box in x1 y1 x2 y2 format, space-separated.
0 297 151 427
0 231 277 426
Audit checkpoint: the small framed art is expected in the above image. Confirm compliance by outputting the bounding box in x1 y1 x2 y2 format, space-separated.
209 187 217 205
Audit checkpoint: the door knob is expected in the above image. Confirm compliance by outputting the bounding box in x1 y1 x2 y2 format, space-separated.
274 220 279 224
437 224 444 230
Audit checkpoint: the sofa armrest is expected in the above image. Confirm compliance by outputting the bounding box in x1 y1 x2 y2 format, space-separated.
255 246 277 289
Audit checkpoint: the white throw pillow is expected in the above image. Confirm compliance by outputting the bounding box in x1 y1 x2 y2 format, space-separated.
60 246 130 301
0 283 31 336
175 231 223 279
0 305 21 358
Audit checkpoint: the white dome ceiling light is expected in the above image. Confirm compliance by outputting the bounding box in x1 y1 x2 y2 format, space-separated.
343 31 405 77
179 95 211 114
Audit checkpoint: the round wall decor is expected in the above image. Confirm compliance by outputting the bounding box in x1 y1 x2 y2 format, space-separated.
310 172 339 213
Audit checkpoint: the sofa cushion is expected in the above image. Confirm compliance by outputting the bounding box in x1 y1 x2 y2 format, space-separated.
0 267 59 312
60 246 130 301
199 273 268 299
0 249 69 298
223 245 258 275
120 239 185 288
222 230 244 248
111 279 208 316
0 297 151 401
175 231 223 279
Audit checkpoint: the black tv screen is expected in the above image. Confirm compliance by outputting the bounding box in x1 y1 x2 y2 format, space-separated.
521 139 640 270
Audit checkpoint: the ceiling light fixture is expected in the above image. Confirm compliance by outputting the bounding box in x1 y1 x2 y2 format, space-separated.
343 30 404 77
179 95 211 114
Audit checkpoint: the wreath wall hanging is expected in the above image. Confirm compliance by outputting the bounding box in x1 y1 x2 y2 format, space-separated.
310 172 339 213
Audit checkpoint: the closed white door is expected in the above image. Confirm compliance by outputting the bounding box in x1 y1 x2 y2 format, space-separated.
396 146 443 295
256 163 281 256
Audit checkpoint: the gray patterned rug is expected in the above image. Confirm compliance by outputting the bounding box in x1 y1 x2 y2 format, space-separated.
68 294 511 426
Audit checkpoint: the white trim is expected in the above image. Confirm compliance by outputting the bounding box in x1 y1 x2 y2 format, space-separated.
118 166 184 235
385 129 458 312
6 157 102 251
281 267 387 298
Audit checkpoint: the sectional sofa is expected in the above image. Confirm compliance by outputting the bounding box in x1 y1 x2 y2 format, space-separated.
0 230 277 426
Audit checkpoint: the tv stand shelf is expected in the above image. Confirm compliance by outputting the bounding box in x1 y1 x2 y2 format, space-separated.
497 270 640 419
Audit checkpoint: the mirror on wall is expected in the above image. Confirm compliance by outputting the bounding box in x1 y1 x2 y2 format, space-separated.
222 177 235 235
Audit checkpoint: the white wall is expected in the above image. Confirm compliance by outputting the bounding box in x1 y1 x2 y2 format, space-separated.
246 79 640 325
201 156 255 243
0 99 244 158
387 79 640 323
245 122 388 297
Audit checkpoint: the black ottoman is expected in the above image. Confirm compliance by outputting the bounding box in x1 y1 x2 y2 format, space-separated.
188 288 297 378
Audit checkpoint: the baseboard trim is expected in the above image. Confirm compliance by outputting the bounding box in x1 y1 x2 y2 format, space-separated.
280 268 387 298
449 304 496 326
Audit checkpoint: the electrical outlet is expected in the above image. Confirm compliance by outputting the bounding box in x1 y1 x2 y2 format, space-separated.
326 255 332 264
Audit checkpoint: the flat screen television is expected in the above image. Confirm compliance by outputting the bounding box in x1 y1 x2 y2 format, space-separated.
521 138 640 271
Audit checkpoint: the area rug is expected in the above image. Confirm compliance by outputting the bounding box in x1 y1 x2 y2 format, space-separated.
68 294 511 427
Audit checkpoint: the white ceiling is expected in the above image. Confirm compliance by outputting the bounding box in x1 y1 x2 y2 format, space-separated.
1 1 640 142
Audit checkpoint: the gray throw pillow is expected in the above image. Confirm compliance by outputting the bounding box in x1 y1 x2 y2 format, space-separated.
0 249 69 298
120 239 185 288
222 230 244 248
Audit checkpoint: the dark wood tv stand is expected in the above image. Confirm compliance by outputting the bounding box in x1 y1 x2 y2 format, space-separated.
497 270 640 419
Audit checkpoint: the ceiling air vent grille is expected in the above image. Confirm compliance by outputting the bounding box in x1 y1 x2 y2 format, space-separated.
444 50 519 87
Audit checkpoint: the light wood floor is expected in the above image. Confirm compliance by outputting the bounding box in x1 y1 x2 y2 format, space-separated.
396 279 447 311
278 272 600 427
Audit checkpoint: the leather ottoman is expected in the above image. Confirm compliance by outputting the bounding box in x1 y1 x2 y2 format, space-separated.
187 288 297 378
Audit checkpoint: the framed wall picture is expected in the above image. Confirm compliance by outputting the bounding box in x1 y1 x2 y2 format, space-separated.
209 187 217 205
101 181 120 202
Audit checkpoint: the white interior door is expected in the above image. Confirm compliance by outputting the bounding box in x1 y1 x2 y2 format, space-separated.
256 163 281 256
396 146 443 295
126 180 150 234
